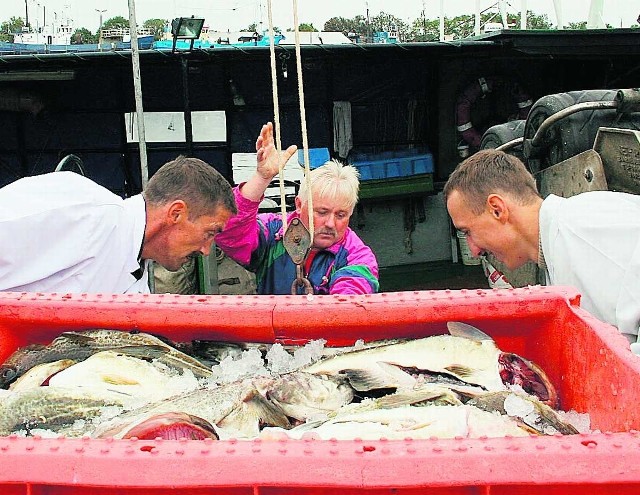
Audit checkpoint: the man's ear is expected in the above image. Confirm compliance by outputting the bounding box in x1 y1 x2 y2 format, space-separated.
167 200 188 224
486 194 509 223
294 196 302 214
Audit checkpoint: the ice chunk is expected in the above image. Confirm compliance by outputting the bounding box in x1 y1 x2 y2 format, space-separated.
212 348 269 384
265 343 296 374
503 393 535 418
557 409 592 434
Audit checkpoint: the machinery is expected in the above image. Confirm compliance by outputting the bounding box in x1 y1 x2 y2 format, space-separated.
480 88 640 286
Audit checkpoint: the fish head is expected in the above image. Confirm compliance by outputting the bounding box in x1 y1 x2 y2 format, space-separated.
0 364 20 388
120 412 219 441
498 352 558 409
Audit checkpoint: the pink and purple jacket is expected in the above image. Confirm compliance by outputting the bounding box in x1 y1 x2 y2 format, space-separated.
214 187 380 295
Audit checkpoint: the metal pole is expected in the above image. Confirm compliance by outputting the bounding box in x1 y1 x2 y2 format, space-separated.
24 0 30 29
439 0 445 41
181 56 193 156
127 0 148 189
95 9 106 49
127 0 154 292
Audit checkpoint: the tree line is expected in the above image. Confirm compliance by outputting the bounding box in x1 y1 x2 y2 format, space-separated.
1 9 632 44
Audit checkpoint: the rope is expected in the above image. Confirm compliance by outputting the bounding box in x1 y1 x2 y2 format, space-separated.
266 1 288 232
292 0 314 237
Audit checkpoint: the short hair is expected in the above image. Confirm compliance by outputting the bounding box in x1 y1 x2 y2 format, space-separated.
297 159 360 212
443 149 540 215
144 156 237 218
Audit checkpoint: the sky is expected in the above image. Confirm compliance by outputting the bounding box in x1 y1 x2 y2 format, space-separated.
3 0 638 33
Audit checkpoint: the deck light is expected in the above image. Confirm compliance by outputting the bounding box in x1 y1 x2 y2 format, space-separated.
170 16 205 52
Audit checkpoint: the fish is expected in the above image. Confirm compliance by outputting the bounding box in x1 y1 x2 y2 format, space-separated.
302 321 557 408
0 386 134 437
48 351 200 405
466 391 578 435
118 412 219 440
0 329 213 388
252 371 354 422
9 359 76 391
92 379 291 440
262 404 530 441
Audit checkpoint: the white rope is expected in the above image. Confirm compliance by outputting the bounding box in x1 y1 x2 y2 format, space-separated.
292 0 314 238
266 1 288 232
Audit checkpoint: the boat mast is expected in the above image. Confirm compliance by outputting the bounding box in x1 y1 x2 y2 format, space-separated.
587 0 605 28
553 0 563 28
24 0 30 29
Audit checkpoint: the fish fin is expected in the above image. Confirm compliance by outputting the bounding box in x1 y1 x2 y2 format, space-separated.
100 374 141 386
218 388 290 437
375 388 449 408
343 362 415 392
54 332 96 344
447 322 494 342
444 364 477 379
110 345 169 360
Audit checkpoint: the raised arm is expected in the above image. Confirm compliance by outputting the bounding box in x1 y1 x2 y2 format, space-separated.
239 122 297 201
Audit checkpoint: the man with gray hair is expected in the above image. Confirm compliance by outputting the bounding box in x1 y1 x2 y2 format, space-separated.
0 155 236 294
215 122 379 295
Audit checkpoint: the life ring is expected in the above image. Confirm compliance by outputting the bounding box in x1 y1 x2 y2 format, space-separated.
456 76 533 149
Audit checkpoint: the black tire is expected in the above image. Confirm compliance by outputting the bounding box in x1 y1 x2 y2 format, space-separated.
523 89 640 173
480 119 526 161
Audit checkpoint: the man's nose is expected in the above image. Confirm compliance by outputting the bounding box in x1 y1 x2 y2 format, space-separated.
325 214 336 228
466 236 483 257
200 239 215 256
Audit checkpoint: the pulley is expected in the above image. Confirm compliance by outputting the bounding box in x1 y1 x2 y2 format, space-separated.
283 218 313 295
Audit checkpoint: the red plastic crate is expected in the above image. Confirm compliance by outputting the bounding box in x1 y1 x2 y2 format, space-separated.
0 287 639 494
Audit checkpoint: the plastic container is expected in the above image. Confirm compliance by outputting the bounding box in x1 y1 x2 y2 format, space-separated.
349 149 434 181
297 147 330 169
0 287 640 493
456 229 481 265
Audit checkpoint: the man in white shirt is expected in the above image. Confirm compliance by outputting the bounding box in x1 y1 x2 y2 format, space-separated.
443 149 640 345
0 155 236 294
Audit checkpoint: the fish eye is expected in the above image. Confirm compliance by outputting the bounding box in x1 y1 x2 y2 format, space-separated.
1 367 16 381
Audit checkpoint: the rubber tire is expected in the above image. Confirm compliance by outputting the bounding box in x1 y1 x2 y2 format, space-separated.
523 89 640 173
480 119 526 161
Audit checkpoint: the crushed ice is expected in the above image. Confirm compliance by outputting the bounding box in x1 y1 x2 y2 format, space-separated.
209 339 328 384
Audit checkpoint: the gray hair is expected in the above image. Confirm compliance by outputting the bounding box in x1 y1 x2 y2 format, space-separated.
297 159 360 212
144 155 237 219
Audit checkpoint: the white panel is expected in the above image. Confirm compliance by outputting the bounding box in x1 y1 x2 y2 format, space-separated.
125 111 226 143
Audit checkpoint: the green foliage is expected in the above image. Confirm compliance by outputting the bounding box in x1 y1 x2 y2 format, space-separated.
323 16 367 35
0 16 25 42
370 12 408 41
143 18 168 40
72 28 96 44
102 16 129 31
525 12 554 30
567 21 588 30
298 23 318 32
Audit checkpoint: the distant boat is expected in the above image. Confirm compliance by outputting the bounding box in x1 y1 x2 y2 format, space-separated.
3 16 155 55
0 36 155 55
152 32 284 50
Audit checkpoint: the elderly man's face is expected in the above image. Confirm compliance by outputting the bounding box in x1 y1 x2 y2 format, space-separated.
296 193 352 250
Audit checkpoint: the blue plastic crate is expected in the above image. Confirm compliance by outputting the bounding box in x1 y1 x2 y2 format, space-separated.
350 150 434 181
298 148 330 169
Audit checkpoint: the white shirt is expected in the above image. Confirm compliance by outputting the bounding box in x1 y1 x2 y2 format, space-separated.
0 172 149 294
540 192 640 338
